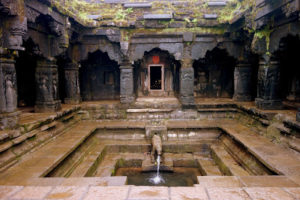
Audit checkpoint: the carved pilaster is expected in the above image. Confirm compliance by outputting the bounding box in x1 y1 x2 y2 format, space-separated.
0 56 19 129
233 63 252 102
64 63 81 104
255 59 282 110
180 59 194 106
120 63 135 104
35 59 61 112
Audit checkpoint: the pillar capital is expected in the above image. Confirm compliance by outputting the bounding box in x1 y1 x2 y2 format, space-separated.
180 58 193 69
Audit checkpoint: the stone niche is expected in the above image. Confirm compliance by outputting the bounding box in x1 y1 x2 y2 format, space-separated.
136 49 179 97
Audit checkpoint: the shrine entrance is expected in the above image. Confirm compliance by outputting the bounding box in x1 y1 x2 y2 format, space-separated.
149 65 164 91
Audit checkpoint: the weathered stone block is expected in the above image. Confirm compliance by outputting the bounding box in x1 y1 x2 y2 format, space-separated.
204 14 218 19
124 3 152 8
208 1 227 6
143 13 173 20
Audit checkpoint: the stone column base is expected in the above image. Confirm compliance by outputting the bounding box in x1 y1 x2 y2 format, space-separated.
233 94 252 102
35 100 61 113
120 96 135 104
180 96 195 108
0 111 19 130
255 98 282 110
64 98 81 105
297 108 300 122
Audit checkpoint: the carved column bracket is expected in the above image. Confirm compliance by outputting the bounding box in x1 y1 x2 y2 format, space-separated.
120 63 135 104
0 56 19 130
35 59 61 112
180 60 195 107
255 59 282 110
64 63 81 104
233 63 252 102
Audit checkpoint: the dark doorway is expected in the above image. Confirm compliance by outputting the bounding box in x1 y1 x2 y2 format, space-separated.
150 66 162 90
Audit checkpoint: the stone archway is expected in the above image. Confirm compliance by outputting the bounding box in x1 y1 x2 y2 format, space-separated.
193 48 236 98
80 50 120 101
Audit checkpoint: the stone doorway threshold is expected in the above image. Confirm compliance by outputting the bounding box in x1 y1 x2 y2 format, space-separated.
135 97 180 109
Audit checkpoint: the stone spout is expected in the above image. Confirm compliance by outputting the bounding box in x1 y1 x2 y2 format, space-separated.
151 133 162 163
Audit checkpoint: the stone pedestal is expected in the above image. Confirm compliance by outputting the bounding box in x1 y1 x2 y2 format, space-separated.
0 57 19 129
35 59 61 112
286 75 300 101
120 65 135 104
255 60 282 110
180 67 195 107
64 63 81 104
297 108 300 122
233 63 252 101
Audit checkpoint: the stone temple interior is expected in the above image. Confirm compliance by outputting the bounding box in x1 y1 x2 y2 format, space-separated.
0 0 300 199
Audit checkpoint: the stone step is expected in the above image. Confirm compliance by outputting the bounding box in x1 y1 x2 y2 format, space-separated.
69 145 105 177
211 144 250 176
197 108 238 113
196 176 299 187
197 158 223 176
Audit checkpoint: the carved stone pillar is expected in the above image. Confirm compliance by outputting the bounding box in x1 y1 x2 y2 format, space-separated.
0 56 19 130
233 63 252 101
180 59 195 106
35 59 61 112
64 63 81 104
120 63 135 104
297 108 300 122
255 59 282 110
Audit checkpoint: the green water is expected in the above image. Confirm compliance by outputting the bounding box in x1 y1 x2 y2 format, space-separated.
116 167 200 187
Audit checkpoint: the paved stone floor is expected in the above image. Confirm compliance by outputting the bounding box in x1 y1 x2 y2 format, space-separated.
1 185 300 200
